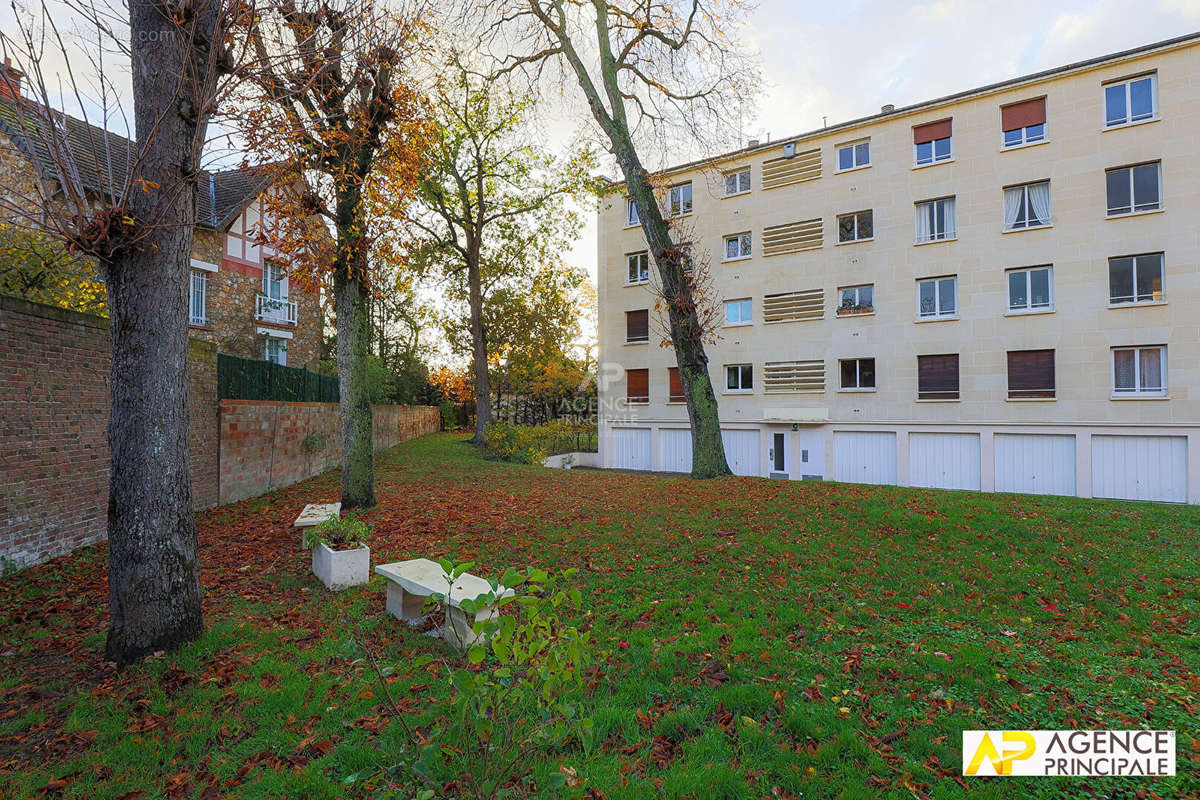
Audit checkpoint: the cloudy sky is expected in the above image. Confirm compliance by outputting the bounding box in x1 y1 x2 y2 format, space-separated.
565 0 1200 282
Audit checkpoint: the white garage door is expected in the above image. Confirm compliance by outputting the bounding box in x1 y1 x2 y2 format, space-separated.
909 432 981 491
834 431 897 485
611 428 652 471
995 434 1076 496
721 429 760 477
1092 435 1187 503
660 428 693 473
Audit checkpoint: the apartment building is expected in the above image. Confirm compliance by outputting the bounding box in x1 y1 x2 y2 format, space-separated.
596 33 1200 504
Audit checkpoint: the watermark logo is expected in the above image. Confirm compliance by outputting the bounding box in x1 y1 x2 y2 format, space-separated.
963 730 1175 777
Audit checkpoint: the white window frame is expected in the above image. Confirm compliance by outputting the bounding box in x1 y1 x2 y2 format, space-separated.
262 260 288 300
914 197 955 243
839 358 876 391
1002 122 1047 148
1108 253 1165 306
914 135 952 166
723 232 752 261
724 167 751 196
625 198 640 227
836 139 871 172
1111 345 1166 397
189 269 208 326
1006 266 1053 313
669 182 693 217
264 336 288 366
1106 162 1162 216
626 251 649 285
917 275 958 320
837 284 874 316
837 210 873 243
1103 74 1158 129
1003 181 1051 230
725 363 753 393
724 298 752 326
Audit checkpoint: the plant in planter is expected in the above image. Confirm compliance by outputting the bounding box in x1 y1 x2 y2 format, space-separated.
304 513 371 591
837 301 873 315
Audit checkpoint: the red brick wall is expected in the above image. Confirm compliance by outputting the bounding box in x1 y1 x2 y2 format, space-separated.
0 296 219 571
218 401 440 504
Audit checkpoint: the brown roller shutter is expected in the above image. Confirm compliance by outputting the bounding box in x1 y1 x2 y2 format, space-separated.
1007 349 1055 398
626 368 649 403
917 354 959 399
1001 98 1046 131
625 309 649 342
667 367 685 402
913 118 952 144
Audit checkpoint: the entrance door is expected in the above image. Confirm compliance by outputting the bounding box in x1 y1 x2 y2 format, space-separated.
769 432 789 478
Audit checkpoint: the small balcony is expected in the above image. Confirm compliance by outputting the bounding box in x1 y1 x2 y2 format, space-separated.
256 294 297 325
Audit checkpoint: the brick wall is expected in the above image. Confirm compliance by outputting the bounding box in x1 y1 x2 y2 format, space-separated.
218 401 440 504
0 296 219 571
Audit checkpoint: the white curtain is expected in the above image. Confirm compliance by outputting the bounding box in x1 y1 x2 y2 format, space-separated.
915 203 933 242
1003 187 1023 229
1113 350 1135 390
942 198 956 237
1028 181 1052 225
1139 348 1162 390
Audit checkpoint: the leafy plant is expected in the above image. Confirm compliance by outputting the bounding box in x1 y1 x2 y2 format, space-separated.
302 512 370 550
483 420 595 464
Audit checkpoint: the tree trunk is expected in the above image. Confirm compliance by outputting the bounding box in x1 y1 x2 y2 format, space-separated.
616 151 730 478
104 0 216 665
467 257 491 446
335 270 376 508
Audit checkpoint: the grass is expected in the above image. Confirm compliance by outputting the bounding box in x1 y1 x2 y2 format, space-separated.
0 433 1196 799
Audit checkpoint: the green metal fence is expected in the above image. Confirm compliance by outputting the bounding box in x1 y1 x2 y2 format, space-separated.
217 353 339 403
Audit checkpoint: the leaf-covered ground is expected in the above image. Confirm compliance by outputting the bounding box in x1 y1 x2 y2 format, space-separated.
1 433 1197 799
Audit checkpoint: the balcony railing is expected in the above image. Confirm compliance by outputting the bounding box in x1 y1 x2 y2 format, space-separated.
256 294 298 325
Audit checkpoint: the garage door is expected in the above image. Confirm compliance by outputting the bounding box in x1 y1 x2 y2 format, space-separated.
660 428 693 473
909 433 981 491
1092 435 1187 503
721 429 760 477
611 428 652 471
833 431 897 485
995 434 1076 496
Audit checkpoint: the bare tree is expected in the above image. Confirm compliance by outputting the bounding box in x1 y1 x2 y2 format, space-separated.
235 0 433 508
478 0 760 478
0 0 233 664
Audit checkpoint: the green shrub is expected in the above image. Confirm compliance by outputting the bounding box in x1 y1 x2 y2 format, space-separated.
439 399 458 431
302 512 371 550
483 420 595 463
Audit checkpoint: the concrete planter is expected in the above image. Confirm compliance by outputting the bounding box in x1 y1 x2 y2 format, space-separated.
311 542 370 591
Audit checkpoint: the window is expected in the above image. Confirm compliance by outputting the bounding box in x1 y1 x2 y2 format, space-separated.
839 358 876 390
763 289 823 322
917 354 959 400
917 276 957 319
625 198 640 226
913 119 952 165
724 167 751 195
1001 97 1047 147
1104 74 1157 128
764 360 823 392
725 364 752 392
669 182 692 216
1003 181 1051 230
837 284 873 316
724 232 752 260
838 210 873 243
265 336 287 366
724 298 752 325
1106 162 1161 215
1112 346 1166 397
1007 266 1053 312
626 251 649 284
837 139 870 171
667 367 685 402
189 270 208 326
1108 253 1164 305
626 368 649 403
625 309 649 343
263 260 287 300
915 197 955 242
1007 349 1056 399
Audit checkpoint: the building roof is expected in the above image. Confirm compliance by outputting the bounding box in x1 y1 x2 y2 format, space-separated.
0 94 270 230
612 30 1200 186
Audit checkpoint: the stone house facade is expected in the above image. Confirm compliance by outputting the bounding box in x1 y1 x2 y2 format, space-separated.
0 60 323 369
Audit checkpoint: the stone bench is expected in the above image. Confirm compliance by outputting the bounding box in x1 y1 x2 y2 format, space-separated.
375 558 513 648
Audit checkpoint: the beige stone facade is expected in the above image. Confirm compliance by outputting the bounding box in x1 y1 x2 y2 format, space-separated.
597 34 1200 503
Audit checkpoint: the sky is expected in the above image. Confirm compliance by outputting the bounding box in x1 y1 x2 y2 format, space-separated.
562 0 1200 286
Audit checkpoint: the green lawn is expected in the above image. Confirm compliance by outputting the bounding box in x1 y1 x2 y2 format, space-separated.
1 433 1196 798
